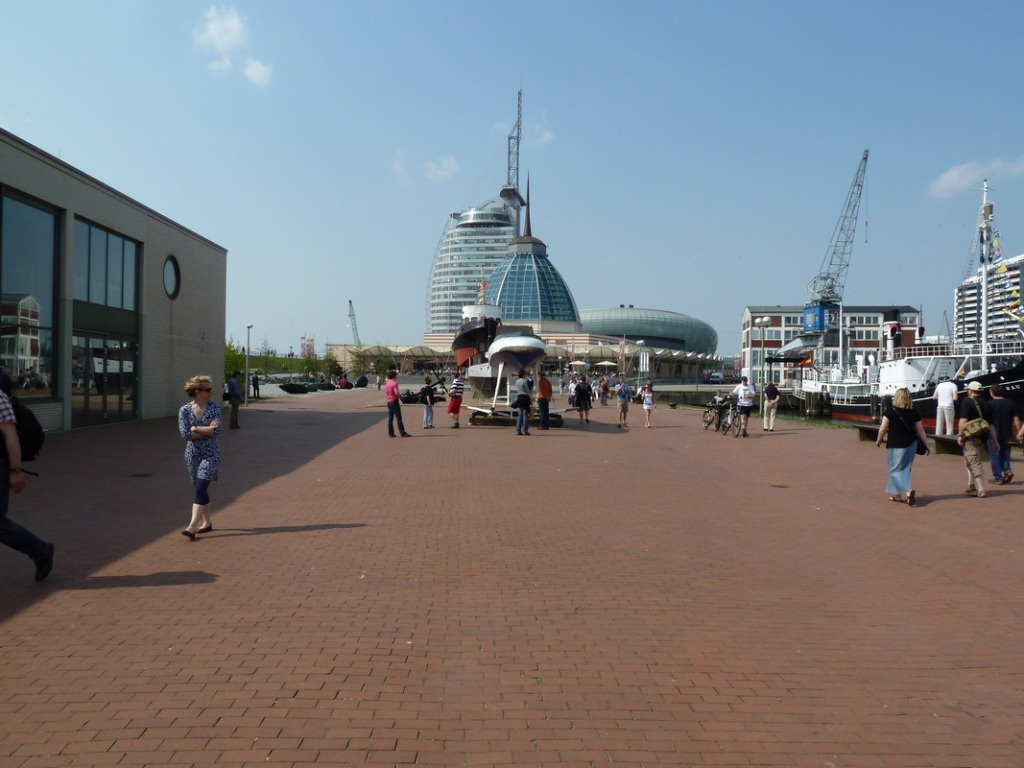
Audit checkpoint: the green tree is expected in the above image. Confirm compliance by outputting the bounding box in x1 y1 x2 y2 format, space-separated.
323 349 343 380
345 348 369 376
225 338 244 378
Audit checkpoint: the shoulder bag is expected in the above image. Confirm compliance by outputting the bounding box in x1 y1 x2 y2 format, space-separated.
962 399 990 439
893 408 929 456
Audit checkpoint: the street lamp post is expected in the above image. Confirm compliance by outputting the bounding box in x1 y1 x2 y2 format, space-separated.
245 324 253 406
635 340 645 389
753 317 770 414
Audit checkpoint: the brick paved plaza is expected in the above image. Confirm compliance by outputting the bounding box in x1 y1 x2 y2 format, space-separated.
2 388 1022 767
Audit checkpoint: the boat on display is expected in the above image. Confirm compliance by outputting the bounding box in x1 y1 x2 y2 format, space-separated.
483 330 547 372
452 303 504 369
796 182 1024 427
450 301 548 399
465 328 547 402
452 309 557 423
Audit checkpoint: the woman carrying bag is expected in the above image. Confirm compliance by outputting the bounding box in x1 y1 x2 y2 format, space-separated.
875 387 930 506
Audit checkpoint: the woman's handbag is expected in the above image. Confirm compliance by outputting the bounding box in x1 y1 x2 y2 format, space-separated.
894 408 929 456
962 399 990 439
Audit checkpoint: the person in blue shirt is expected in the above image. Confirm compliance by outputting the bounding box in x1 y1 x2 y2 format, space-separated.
616 376 631 428
227 371 242 429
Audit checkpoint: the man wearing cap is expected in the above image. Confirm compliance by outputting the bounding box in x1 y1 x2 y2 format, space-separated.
957 381 996 497
731 375 757 437
932 375 958 436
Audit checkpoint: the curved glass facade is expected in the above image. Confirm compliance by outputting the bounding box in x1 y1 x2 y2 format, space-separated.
483 243 580 325
579 307 718 355
425 194 518 334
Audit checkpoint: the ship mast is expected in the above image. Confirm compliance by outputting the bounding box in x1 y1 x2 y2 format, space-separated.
979 181 994 371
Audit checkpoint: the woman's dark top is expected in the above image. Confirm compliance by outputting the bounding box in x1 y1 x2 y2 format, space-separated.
884 406 919 449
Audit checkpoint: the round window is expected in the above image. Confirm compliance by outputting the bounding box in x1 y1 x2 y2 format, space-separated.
163 256 180 299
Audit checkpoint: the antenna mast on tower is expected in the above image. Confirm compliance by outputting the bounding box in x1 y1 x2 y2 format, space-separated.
508 90 521 194
500 90 526 236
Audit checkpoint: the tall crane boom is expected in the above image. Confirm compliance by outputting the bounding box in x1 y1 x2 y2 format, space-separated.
348 300 361 346
806 149 869 306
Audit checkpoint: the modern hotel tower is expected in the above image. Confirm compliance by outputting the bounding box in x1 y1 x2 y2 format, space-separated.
425 93 526 334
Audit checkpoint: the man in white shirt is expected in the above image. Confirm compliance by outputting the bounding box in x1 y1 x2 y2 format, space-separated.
731 376 756 437
932 376 958 436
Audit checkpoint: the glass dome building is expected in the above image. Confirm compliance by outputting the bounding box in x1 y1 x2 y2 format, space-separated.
579 306 718 355
482 194 581 334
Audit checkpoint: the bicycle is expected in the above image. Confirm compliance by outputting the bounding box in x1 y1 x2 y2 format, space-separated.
720 400 741 437
702 404 718 430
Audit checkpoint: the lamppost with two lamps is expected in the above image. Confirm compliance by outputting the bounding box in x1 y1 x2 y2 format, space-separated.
244 324 253 406
753 317 770 414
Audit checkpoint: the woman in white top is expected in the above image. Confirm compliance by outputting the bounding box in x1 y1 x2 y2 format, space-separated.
641 384 655 428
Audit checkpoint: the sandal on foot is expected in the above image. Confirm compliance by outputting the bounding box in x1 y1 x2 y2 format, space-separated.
889 496 905 503
906 490 916 507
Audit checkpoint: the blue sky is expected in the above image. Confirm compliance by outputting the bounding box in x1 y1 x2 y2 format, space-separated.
3 1 1024 357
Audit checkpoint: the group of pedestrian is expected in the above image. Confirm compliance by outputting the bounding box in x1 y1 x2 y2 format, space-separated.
877 380 1023 505
705 377 781 434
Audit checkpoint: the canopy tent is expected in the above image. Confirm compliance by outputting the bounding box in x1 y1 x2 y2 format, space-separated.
587 345 620 360
359 345 394 357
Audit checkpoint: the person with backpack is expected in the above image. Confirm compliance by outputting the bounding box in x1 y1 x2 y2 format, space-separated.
226 371 243 429
419 376 436 429
0 369 54 581
575 376 593 423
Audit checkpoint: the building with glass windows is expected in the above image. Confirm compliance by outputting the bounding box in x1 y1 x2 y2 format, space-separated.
0 127 227 431
744 304 922 390
578 307 717 354
425 187 523 334
481 204 581 334
954 252 1024 345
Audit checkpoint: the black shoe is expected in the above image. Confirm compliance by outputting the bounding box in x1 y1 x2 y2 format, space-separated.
34 543 54 582
196 525 214 534
401 433 411 437
181 529 197 541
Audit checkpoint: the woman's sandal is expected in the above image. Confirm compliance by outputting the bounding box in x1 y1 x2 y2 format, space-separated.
906 490 916 507
889 496 905 503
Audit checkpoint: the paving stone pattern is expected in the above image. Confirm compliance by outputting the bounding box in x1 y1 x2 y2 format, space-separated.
1 390 1022 767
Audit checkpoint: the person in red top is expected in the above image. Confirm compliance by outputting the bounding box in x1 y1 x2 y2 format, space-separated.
536 370 553 429
385 370 411 438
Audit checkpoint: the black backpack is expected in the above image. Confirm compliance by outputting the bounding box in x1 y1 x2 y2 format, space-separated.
6 397 45 462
